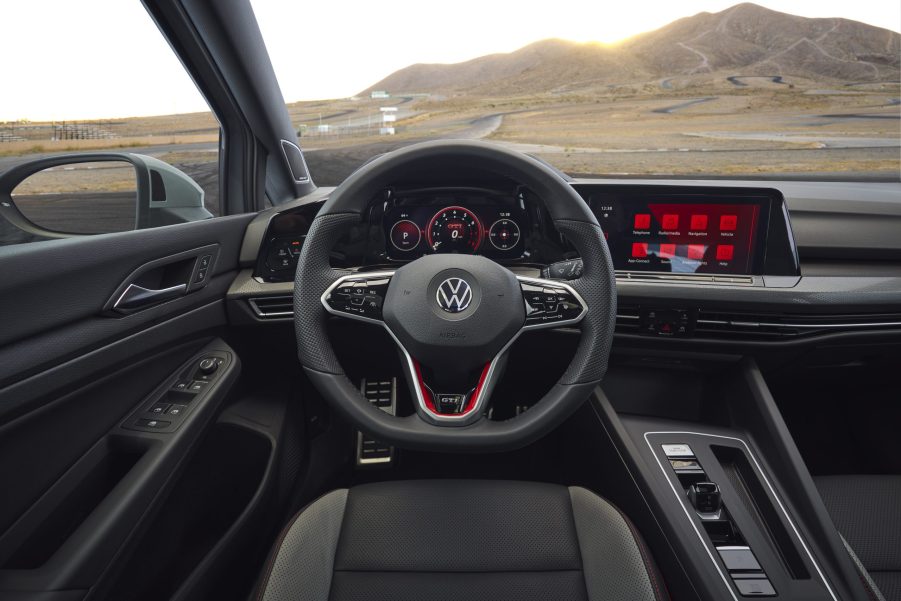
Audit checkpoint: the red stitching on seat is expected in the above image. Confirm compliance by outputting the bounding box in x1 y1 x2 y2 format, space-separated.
255 508 305 601
611 502 671 601
254 490 343 601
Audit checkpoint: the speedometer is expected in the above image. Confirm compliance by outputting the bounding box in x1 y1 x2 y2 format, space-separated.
426 206 483 253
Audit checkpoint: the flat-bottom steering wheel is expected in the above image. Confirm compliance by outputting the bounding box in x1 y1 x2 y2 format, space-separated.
295 140 616 452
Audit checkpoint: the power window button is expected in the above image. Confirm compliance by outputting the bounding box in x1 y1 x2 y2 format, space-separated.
149 403 169 415
188 380 209 393
167 404 188 416
135 418 170 429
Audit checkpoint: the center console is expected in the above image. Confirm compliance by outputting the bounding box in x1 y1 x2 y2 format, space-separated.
568 358 878 601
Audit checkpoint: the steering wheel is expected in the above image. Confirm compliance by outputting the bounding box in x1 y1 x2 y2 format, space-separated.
294 140 616 452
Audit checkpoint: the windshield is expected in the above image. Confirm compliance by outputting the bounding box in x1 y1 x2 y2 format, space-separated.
255 1 900 185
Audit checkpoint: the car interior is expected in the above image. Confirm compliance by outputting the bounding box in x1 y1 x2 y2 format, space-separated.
0 1 899 600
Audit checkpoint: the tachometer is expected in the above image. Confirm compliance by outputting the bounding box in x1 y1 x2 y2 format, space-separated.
427 206 483 253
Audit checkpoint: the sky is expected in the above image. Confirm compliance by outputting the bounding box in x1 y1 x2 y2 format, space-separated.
1 0 899 122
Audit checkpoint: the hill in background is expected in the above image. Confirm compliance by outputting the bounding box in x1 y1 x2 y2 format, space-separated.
363 3 900 95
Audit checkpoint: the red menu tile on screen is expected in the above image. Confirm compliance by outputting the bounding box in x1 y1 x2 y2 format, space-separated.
720 214 738 231
687 244 706 260
690 214 708 231
661 214 679 230
634 214 651 229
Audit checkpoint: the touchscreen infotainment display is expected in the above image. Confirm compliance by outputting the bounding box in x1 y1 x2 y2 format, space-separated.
587 192 770 275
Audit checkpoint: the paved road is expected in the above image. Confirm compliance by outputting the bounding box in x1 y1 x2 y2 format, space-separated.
726 75 787 86
652 97 717 114
686 131 900 149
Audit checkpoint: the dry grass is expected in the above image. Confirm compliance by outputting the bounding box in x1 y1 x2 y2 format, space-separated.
3 80 898 178
0 134 217 157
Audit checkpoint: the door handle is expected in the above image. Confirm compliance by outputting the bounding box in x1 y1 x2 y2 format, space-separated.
113 282 187 312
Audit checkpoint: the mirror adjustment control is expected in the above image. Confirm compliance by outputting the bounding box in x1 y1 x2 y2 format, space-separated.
688 482 722 513
198 357 219 374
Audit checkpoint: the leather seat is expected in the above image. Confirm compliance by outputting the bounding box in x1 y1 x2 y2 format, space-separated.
257 480 668 601
816 476 901 601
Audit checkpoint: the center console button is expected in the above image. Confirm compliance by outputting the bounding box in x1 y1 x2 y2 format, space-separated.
717 546 762 572
733 577 775 596
662 443 694 457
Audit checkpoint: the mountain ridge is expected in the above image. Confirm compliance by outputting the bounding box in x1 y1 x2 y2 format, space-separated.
363 3 900 95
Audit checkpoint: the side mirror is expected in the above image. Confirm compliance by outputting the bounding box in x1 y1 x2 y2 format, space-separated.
0 153 212 243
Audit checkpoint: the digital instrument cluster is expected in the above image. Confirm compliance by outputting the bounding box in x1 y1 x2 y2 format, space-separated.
383 191 527 261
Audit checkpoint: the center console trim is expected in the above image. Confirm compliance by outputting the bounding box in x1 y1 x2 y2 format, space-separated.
643 430 838 601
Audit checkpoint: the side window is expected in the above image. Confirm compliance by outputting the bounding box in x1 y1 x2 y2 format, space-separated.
0 2 220 246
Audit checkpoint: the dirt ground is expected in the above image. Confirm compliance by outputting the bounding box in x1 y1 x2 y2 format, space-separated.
2 78 898 231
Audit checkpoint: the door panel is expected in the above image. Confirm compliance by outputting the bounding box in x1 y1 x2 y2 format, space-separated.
0 214 254 600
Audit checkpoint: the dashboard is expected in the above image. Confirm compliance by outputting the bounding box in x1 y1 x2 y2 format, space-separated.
255 183 799 284
236 178 901 343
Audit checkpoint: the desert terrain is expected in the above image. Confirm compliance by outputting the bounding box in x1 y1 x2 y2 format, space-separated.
1 1 898 236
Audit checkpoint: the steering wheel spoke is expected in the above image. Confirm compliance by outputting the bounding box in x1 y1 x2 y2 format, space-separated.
322 271 395 323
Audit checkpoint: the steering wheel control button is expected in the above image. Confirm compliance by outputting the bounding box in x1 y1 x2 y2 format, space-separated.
325 276 391 321
521 282 584 327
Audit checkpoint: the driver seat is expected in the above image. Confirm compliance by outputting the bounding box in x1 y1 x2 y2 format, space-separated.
256 480 668 601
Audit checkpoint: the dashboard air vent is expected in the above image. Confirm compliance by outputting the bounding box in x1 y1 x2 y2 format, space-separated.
248 296 294 319
615 305 641 333
696 311 901 339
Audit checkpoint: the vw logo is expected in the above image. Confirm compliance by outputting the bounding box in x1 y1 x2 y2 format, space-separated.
436 277 472 313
